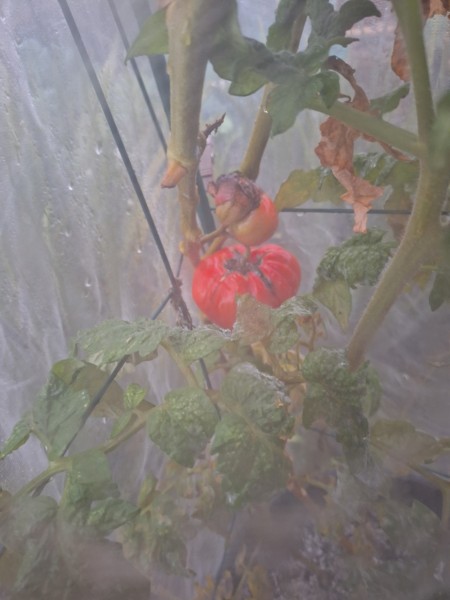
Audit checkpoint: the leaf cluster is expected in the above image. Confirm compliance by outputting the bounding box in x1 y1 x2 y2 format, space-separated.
302 348 381 462
127 0 382 134
313 228 395 329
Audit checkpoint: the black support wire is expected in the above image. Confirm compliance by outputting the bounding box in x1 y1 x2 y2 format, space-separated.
107 0 167 152
57 0 178 288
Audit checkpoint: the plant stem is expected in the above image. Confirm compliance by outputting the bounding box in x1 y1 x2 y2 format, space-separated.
347 159 449 371
309 99 424 159
161 340 200 388
392 0 435 144
239 13 307 181
347 1 449 369
14 413 149 499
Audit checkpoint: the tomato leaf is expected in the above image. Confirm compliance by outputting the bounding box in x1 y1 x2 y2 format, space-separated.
312 277 352 330
61 451 119 528
275 169 320 210
316 229 395 288
0 419 31 460
268 75 324 135
306 0 380 42
317 70 341 108
268 296 318 353
370 84 410 115
302 349 380 461
51 358 124 418
76 318 168 364
220 364 294 437
147 387 219 467
126 8 169 60
211 414 292 506
123 501 190 576
0 496 57 548
86 498 138 536
370 420 445 469
168 326 232 363
429 270 450 311
123 383 147 409
430 90 450 171
110 410 133 439
267 0 307 51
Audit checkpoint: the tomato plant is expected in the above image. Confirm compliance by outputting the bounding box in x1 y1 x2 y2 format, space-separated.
192 244 301 328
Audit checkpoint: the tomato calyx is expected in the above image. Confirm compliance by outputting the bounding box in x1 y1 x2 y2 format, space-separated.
207 171 262 227
223 248 275 292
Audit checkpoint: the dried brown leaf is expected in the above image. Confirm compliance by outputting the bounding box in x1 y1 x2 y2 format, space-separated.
315 59 384 232
332 168 384 233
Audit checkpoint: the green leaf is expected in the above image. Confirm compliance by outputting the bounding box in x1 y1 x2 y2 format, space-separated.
267 296 318 353
267 0 307 51
313 277 352 330
31 376 91 460
51 358 124 418
429 269 450 311
268 75 324 135
168 326 232 363
123 506 189 576
275 169 320 210
110 410 133 438
0 496 57 548
430 89 450 171
86 498 138 536
126 8 169 60
211 414 292 506
371 420 444 466
147 387 219 467
336 0 381 34
0 419 31 460
316 70 340 107
220 363 294 438
302 349 378 460
124 383 146 409
76 318 169 364
306 0 380 41
316 229 395 288
370 83 410 115
61 451 118 528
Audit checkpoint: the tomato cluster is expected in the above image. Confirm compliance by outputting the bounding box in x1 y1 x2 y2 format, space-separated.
192 172 301 329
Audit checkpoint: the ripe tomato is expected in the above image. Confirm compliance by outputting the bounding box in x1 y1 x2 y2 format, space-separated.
192 244 301 329
228 194 279 246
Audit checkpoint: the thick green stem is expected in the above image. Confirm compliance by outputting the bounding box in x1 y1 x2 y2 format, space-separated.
392 0 435 143
347 160 449 370
346 1 447 369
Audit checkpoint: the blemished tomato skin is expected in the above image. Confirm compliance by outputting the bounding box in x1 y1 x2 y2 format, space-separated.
192 244 301 329
228 194 279 246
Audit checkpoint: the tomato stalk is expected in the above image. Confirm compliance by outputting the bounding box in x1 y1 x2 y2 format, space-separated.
346 0 450 369
239 12 307 181
161 0 231 262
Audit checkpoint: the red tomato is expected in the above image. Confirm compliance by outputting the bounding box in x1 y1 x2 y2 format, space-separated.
192 244 301 329
228 194 279 246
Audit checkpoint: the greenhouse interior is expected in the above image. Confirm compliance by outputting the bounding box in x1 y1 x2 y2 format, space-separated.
1 0 450 598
